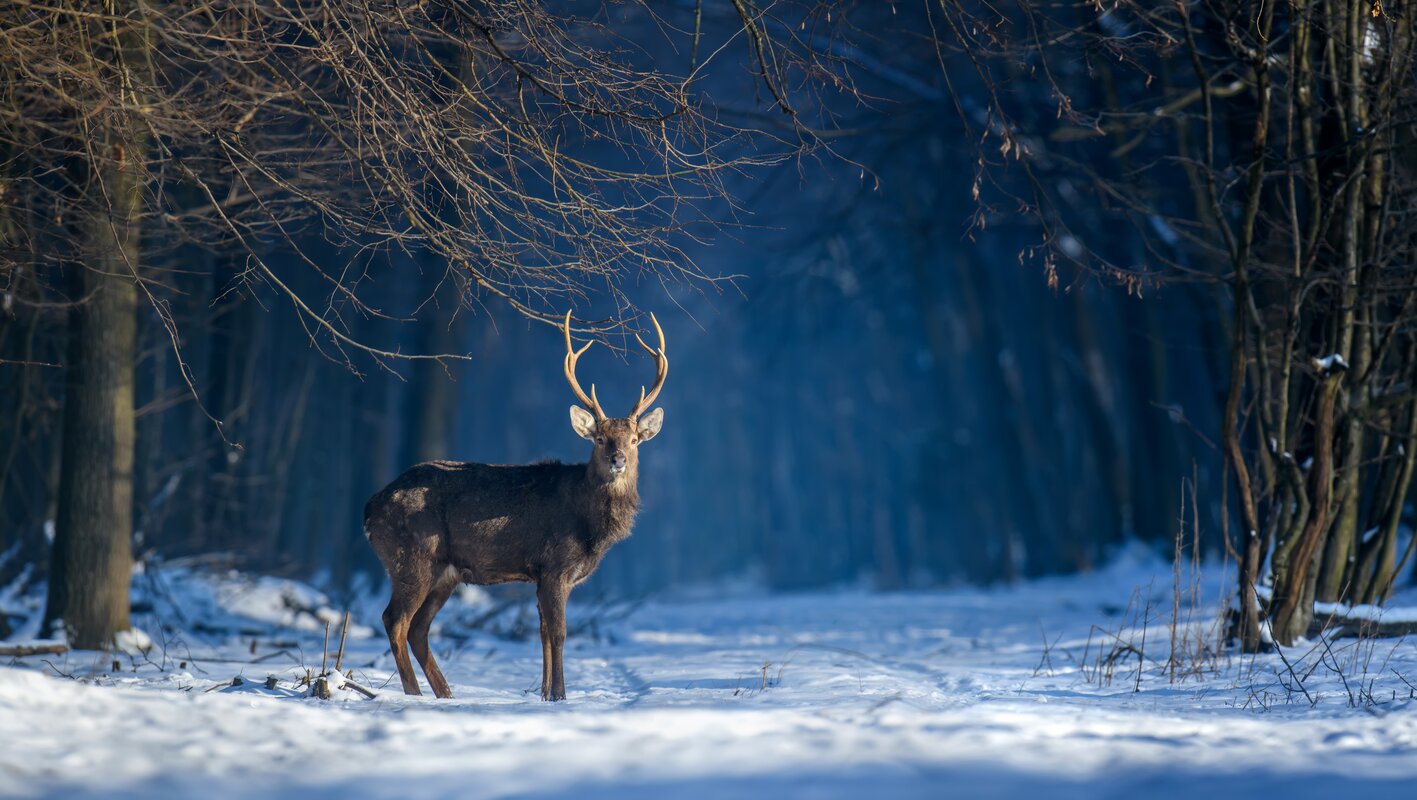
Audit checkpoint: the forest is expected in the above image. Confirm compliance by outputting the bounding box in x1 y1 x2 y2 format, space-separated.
1 1 1415 796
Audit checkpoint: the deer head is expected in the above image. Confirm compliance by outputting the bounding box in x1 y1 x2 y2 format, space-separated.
563 311 668 481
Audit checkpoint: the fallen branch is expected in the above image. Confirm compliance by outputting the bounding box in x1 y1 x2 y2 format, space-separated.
205 676 245 693
343 675 377 699
0 642 68 657
1307 603 1417 640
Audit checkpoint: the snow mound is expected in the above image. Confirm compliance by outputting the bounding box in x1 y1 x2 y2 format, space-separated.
113 627 152 655
134 560 376 639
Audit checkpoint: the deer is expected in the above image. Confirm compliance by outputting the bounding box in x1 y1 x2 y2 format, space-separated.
363 311 668 700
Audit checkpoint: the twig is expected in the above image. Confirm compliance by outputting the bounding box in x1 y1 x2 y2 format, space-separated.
41 660 75 680
335 611 350 673
1318 635 1357 707
1272 644 1316 707
1393 670 1417 699
1135 580 1153 693
1033 619 1059 677
251 648 296 664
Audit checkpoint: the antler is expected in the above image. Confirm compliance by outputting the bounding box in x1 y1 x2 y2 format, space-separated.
563 311 606 421
628 312 668 421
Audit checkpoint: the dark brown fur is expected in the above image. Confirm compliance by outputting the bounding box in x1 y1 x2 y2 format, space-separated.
364 416 653 700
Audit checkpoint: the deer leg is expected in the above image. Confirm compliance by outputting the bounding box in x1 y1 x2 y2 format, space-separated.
383 570 432 696
409 573 458 699
536 578 570 701
536 591 552 699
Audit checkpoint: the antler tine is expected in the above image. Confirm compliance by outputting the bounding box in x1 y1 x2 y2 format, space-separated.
563 310 606 421
629 312 668 420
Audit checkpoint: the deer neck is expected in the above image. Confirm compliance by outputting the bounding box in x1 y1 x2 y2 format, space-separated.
580 462 640 547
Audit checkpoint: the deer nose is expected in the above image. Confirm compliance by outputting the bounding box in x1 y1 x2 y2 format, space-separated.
609 452 627 471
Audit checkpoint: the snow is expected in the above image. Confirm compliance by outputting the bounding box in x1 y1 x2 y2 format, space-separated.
2 550 1417 798
1312 353 1349 374
113 627 153 655
1254 582 1417 626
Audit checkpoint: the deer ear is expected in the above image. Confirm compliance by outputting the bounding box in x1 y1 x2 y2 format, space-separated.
637 408 664 442
569 406 598 440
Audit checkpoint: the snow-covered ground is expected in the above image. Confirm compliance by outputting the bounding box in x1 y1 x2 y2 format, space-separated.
3 549 1417 799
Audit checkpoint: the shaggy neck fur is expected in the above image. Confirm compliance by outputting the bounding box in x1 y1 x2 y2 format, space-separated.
580 462 640 552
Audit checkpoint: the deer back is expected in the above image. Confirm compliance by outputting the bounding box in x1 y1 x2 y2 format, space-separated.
364 459 637 585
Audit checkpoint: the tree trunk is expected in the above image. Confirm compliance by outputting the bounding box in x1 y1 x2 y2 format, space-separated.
42 3 147 649
401 265 459 469
1270 373 1342 645
44 162 141 649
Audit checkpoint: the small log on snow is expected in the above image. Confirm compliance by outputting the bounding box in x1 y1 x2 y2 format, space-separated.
0 642 68 657
191 621 268 638
1316 618 1417 640
1309 602 1417 639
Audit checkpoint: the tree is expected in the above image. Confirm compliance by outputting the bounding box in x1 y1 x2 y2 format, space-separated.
34 2 151 647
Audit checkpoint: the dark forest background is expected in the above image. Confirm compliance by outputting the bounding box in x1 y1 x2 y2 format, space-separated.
2 1 1413 649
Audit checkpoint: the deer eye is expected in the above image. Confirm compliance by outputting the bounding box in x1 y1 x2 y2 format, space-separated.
594 436 606 445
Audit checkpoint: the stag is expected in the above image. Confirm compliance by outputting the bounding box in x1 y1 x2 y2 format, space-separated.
364 312 668 700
